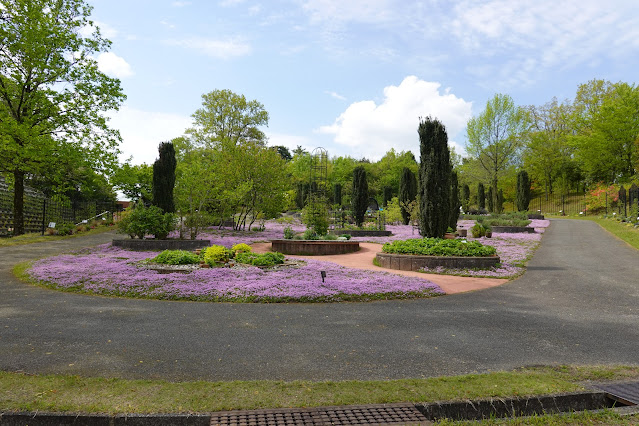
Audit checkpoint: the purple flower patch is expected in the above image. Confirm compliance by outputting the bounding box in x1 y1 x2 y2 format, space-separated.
27 243 444 303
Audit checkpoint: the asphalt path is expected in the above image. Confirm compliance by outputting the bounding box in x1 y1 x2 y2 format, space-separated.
1 219 638 381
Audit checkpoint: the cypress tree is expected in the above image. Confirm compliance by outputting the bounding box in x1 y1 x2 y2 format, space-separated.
382 186 393 207
399 167 417 225
418 116 451 238
152 141 176 213
449 171 461 230
629 183 639 210
496 188 504 214
516 170 531 211
487 185 494 212
619 185 627 215
461 184 470 213
333 183 342 207
478 182 485 210
352 166 368 227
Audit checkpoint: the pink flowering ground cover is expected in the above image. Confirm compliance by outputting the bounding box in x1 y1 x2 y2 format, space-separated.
27 243 444 303
418 220 550 278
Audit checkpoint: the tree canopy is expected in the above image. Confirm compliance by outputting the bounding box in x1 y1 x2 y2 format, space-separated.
0 0 125 234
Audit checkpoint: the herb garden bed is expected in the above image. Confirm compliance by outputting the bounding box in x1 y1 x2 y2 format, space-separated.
376 252 500 271
112 239 210 251
271 239 360 255
329 229 392 237
490 226 536 233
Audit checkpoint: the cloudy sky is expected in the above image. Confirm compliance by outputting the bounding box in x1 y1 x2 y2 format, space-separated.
87 0 639 165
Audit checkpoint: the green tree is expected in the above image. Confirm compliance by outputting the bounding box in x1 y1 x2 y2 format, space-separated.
399 167 417 225
187 89 268 148
333 183 342 207
0 0 125 235
466 94 530 212
487 186 494 212
449 171 460 230
571 81 639 182
152 142 177 213
112 162 153 204
524 98 577 196
273 145 292 161
418 117 451 238
478 182 486 210
352 166 368 227
516 170 531 211
461 184 470 213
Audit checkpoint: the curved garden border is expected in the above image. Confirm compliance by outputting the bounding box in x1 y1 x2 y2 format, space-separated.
376 252 500 271
491 226 536 233
330 229 392 237
271 239 360 255
112 239 210 251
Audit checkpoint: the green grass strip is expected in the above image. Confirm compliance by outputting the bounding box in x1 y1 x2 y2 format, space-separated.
0 226 114 247
1 366 638 415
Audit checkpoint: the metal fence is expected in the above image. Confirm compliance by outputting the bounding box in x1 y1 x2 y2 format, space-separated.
0 186 120 236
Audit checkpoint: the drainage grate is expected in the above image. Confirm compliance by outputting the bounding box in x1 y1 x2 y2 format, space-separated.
209 403 430 425
593 381 639 406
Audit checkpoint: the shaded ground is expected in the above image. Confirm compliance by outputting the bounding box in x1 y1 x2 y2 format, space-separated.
1 219 638 381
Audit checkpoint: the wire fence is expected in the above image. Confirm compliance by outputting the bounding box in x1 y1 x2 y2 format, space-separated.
0 186 121 236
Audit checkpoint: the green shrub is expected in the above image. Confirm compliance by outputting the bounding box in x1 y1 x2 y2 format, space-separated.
232 243 252 254
283 226 295 240
302 229 319 240
339 234 352 240
481 218 531 227
382 238 496 257
152 250 200 265
470 223 487 238
235 252 285 267
117 205 175 239
203 245 232 266
56 223 74 236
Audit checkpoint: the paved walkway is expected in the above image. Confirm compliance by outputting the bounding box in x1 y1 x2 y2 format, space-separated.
1 219 638 381
252 242 508 294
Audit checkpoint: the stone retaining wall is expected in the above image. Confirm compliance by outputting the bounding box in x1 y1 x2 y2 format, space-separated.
491 226 536 233
271 240 360 255
329 229 392 237
376 252 500 271
112 239 210 251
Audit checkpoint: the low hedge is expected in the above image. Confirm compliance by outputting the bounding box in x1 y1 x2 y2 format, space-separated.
382 238 496 257
152 250 200 265
235 252 285 267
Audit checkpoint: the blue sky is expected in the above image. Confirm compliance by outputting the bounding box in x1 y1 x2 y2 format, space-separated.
86 0 639 165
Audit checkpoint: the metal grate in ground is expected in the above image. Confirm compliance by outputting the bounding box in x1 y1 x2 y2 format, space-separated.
209 403 430 425
593 381 639 406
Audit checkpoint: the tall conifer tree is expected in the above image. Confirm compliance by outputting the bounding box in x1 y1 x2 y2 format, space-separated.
152 142 177 213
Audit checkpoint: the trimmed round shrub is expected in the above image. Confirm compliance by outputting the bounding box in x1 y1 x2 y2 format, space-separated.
231 243 253 254
235 252 285 267
203 245 232 266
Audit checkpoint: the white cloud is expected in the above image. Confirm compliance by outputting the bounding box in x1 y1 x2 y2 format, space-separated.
302 0 395 24
219 0 245 6
96 52 134 78
109 106 192 165
318 76 472 160
160 20 176 29
325 91 346 101
79 20 119 39
166 37 251 58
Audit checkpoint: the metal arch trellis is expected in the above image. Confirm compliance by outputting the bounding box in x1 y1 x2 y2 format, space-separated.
308 147 328 227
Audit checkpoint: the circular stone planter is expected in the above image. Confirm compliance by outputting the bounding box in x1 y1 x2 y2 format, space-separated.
376 252 500 271
329 229 392 237
112 238 210 251
271 239 360 255
491 226 536 233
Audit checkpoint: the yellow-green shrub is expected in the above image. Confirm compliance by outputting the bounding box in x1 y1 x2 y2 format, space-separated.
231 243 252 255
203 245 232 266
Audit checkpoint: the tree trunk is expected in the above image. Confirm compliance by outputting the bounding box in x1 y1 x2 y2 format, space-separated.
13 170 25 236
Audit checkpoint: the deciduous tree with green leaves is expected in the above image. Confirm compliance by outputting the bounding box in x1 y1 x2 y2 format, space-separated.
466 94 530 213
0 0 125 235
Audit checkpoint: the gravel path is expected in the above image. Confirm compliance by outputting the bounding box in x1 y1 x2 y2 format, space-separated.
1 220 638 381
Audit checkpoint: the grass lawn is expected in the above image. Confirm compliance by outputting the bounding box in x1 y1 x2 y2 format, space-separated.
0 225 115 247
1 365 639 417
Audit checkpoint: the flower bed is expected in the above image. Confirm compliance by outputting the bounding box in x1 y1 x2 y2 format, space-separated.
26 244 443 303
489 226 536 233
376 252 500 271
